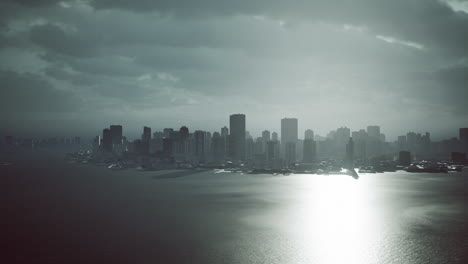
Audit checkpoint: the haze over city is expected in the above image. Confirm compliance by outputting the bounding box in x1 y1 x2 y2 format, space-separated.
1 0 468 140
2 1 468 264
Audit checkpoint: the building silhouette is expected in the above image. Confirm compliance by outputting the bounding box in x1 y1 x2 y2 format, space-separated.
345 137 354 168
304 129 314 140
281 118 298 163
110 125 123 151
229 114 246 161
262 130 271 142
281 118 298 143
141 126 151 155
460 128 468 153
303 138 316 163
102 128 112 152
399 151 411 166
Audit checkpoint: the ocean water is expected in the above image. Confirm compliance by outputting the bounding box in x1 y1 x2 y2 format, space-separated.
2 155 468 263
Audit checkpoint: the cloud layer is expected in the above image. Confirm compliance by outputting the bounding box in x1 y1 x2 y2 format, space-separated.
1 0 467 139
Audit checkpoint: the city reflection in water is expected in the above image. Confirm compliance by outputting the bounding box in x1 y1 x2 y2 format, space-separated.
290 175 379 263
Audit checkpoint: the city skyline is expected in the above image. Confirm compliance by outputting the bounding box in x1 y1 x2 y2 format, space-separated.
1 115 466 142
2 1 468 263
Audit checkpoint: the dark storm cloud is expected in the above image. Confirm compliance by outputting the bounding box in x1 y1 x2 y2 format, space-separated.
5 0 61 7
0 70 81 112
0 0 467 138
29 23 98 57
91 0 468 56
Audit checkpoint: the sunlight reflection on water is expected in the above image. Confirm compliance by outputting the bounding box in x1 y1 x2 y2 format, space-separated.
289 175 379 263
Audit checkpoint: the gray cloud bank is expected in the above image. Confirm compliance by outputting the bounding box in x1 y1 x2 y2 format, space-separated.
1 0 467 139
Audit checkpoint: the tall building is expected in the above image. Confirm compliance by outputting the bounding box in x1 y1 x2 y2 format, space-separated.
211 132 225 162
102 128 112 152
229 114 246 161
284 142 296 166
460 128 468 153
397 135 407 151
367 126 381 140
110 125 122 146
221 126 229 137
281 118 298 143
336 127 350 156
194 130 206 161
367 125 381 157
179 126 189 141
281 118 298 160
303 139 316 162
352 129 367 159
266 140 278 162
304 129 314 140
262 130 271 142
141 126 151 155
345 137 354 168
272 132 278 141
163 128 174 138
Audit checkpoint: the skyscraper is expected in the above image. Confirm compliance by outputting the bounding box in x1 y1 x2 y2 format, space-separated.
460 128 468 153
304 129 314 140
163 128 174 138
262 130 271 142
211 132 225 162
141 126 151 155
303 139 316 162
221 126 229 137
179 126 189 141
345 137 354 168
110 125 123 150
367 126 381 140
284 141 296 165
102 128 112 152
272 132 278 141
367 125 381 157
229 114 246 161
281 118 298 143
194 130 206 161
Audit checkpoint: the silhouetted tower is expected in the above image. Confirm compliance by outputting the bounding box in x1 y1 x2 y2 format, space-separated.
102 128 112 152
141 126 151 155
229 114 246 161
262 130 271 142
281 118 298 143
110 125 122 150
163 128 174 138
179 126 189 141
281 118 298 162
367 125 381 157
303 139 316 162
194 130 206 161
304 129 314 140
211 132 225 162
460 128 468 153
272 132 278 141
221 126 229 137
284 142 296 166
345 137 354 168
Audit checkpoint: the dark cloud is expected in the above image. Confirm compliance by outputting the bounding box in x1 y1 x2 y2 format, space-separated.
29 23 98 57
5 0 61 7
0 0 467 138
91 0 468 56
0 70 82 112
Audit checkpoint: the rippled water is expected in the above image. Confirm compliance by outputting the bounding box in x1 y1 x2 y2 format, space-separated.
3 158 468 263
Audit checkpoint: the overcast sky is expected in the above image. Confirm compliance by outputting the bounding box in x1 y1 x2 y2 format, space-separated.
1 0 467 140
